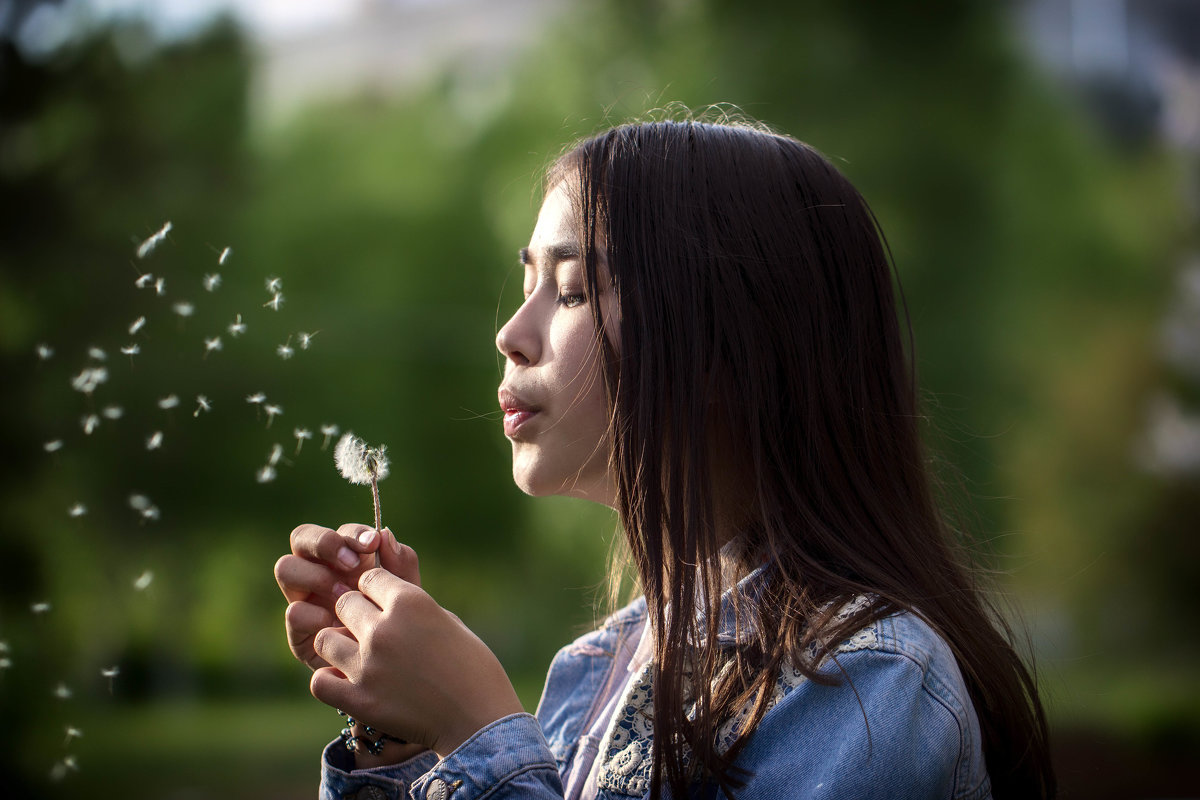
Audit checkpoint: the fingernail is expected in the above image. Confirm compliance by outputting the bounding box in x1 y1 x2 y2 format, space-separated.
358 529 377 546
389 531 401 554
332 582 351 598
337 546 359 568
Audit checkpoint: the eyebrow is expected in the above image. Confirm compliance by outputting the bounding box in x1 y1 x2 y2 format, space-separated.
519 242 581 267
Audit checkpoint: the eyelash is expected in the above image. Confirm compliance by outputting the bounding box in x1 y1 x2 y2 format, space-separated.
557 292 586 308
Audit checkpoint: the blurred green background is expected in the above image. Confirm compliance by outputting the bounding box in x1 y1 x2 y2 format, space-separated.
1 0 1198 797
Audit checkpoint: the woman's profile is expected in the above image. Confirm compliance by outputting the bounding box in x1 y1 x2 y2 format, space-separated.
274 117 1056 800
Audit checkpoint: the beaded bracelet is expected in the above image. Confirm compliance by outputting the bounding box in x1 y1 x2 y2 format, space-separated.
337 709 408 756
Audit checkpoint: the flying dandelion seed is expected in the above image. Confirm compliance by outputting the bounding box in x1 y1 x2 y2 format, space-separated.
334 432 390 535
297 331 319 349
133 571 153 591
319 424 339 449
70 366 108 395
129 316 146 335
81 414 100 435
228 314 247 336
265 276 282 293
194 395 211 417
172 301 194 318
218 246 232 265
0 657 10 670
67 503 87 518
246 392 266 405
256 465 277 483
277 340 294 360
136 221 172 259
157 394 180 410
53 682 72 699
141 506 160 522
36 343 54 360
31 601 51 614
87 346 106 361
0 641 9 653
64 726 83 745
203 336 222 357
120 344 140 362
203 273 221 291
264 404 283 427
146 431 163 450
135 273 154 289
129 494 151 511
264 291 284 311
50 755 79 782
155 277 166 296
293 427 312 455
102 405 123 420
101 665 119 692
44 439 63 453
268 443 284 466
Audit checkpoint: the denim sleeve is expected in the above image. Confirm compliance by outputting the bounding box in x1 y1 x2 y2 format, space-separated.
321 713 563 800
719 648 992 800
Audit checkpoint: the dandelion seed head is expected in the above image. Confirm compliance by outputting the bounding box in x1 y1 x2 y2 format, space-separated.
194 395 211 417
172 301 194 318
129 316 147 335
334 432 390 486
133 571 153 591
44 439 64 453
157 394 180 410
265 276 282 292
135 273 154 289
146 431 163 450
264 403 283 420
277 343 294 360
81 414 100 435
294 427 312 441
246 392 266 404
218 246 232 265
204 336 222 354
264 291 284 311
228 313 247 336
36 343 54 360
203 273 221 291
155 277 166 296
297 331 318 349
120 343 140 357
68 503 87 518
320 423 339 436
268 443 283 466
31 601 51 614
87 346 106 361
256 464 277 483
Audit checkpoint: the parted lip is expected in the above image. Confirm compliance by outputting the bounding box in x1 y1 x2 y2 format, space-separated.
498 386 539 414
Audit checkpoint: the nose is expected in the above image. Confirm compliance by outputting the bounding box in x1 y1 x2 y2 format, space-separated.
496 299 540 366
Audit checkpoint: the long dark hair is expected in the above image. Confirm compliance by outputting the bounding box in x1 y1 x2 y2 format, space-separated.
548 119 1055 799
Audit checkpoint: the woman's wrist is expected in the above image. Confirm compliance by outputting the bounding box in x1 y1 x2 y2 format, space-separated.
350 723 428 769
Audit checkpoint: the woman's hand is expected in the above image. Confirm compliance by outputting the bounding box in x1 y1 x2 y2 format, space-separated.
310 562 524 759
275 523 419 670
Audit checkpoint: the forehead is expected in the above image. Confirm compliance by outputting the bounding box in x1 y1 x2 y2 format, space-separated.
528 182 577 253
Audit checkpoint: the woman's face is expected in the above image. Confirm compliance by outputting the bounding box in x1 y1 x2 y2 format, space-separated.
496 182 616 506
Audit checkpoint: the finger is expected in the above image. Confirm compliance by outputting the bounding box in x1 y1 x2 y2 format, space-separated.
289 523 376 571
285 601 337 669
275 553 343 604
311 665 357 712
334 589 383 638
313 625 361 676
377 529 422 587
358 566 424 611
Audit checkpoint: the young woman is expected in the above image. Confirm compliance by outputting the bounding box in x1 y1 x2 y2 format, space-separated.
275 119 1056 800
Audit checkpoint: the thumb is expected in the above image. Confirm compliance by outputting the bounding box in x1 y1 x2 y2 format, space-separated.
378 528 421 587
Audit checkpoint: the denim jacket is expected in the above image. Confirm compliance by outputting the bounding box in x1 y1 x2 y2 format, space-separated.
320 567 993 800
